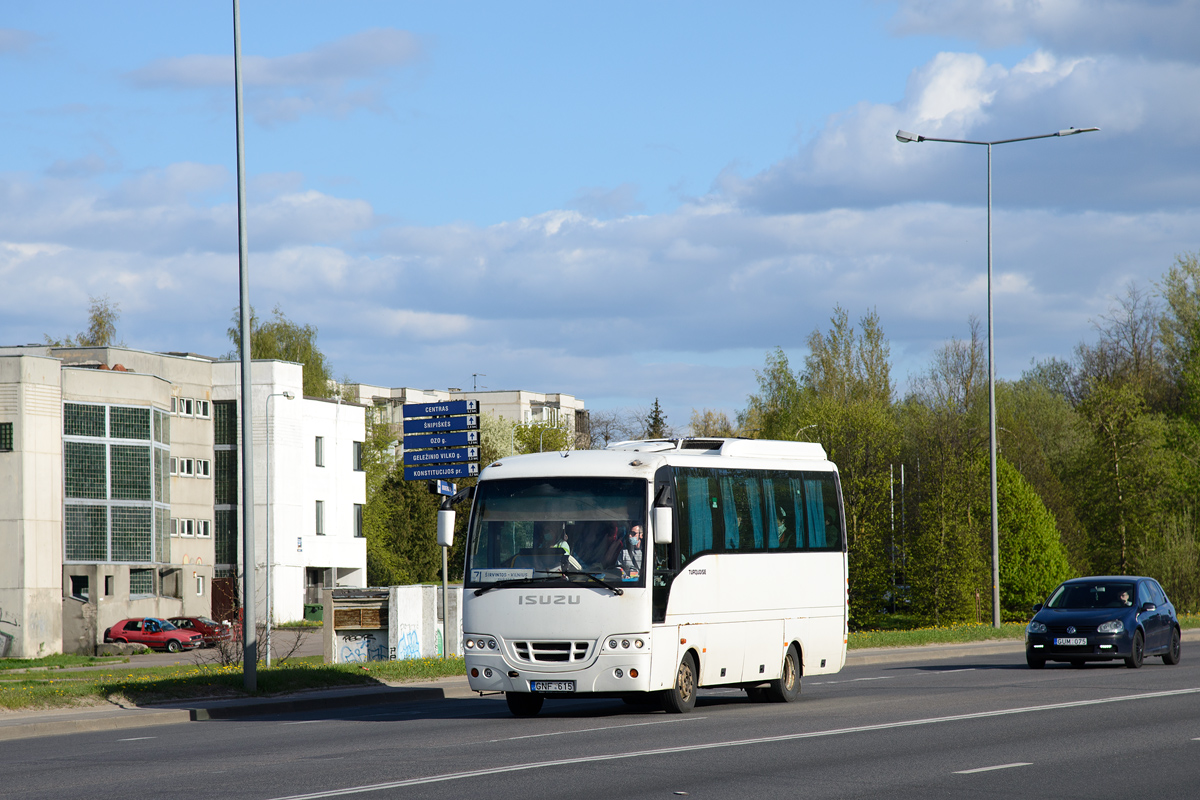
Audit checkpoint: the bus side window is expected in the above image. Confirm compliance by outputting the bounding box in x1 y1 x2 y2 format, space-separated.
769 476 795 549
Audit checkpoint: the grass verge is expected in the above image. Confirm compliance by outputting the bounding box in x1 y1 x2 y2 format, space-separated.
0 656 466 712
0 654 129 672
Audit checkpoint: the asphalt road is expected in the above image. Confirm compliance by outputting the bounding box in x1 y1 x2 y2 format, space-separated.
3 648 1198 800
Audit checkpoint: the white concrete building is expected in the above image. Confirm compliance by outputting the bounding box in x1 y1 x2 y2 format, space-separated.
0 345 366 655
349 384 589 448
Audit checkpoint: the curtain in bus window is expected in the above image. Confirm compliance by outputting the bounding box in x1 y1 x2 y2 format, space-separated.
762 478 779 548
685 476 713 556
719 476 738 550
805 478 827 547
789 478 807 549
745 476 764 549
768 476 796 549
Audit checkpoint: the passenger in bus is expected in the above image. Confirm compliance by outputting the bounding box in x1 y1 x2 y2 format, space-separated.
534 522 571 556
615 525 643 578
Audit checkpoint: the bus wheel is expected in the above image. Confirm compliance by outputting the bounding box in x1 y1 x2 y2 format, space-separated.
662 652 698 713
505 692 544 718
764 645 801 703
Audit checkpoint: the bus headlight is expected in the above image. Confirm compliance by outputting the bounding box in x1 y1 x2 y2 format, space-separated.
465 639 475 649
635 639 644 649
609 639 618 649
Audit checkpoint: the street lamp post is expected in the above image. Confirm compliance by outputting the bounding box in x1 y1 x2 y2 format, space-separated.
265 390 293 666
895 125 1098 627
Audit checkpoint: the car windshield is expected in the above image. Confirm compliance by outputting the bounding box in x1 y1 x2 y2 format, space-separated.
197 617 219 626
1046 582 1136 609
158 619 178 630
466 477 647 588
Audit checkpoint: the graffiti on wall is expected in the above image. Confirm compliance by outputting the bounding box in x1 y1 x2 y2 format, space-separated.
337 629 388 663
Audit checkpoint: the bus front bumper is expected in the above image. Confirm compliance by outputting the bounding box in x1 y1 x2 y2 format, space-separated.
466 651 654 695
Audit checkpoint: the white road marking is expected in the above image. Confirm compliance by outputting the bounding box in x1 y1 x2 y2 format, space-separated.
488 716 704 743
809 676 893 686
954 762 1033 774
267 686 1200 800
282 720 325 726
117 736 157 741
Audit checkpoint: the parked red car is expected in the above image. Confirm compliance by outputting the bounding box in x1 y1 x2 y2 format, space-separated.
103 618 203 652
168 616 233 647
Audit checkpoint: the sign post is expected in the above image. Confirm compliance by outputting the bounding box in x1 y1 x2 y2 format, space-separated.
403 400 482 659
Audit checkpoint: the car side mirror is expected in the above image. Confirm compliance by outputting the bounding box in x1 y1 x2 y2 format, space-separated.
1032 603 1042 612
1140 602 1156 613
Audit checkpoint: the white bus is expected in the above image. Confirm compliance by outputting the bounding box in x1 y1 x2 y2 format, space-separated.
451 437 848 717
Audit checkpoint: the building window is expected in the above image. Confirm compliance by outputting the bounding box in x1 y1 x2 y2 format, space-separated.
196 574 205 596
195 458 211 478
195 400 210 419
0 421 13 452
171 397 177 414
315 500 325 535
315 436 324 467
354 503 364 538
104 575 114 596
110 406 150 440
353 441 364 471
178 457 194 477
214 400 238 446
178 398 193 417
170 457 178 475
129 568 154 597
70 575 89 600
170 517 179 537
196 519 211 538
180 518 194 538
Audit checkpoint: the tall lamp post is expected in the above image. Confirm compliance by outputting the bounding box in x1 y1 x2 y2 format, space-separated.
265 391 293 667
895 125 1098 627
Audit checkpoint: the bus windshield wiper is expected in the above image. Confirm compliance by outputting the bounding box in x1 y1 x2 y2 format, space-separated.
540 569 624 596
473 575 559 596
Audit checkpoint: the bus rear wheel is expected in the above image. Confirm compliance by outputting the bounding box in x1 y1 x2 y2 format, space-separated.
662 652 698 713
505 692 544 718
764 644 801 703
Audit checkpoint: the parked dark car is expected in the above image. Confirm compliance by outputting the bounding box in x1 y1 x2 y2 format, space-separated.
168 616 233 647
1025 576 1182 669
103 618 204 652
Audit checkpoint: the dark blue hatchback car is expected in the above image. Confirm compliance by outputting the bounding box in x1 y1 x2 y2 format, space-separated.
1025 576 1182 669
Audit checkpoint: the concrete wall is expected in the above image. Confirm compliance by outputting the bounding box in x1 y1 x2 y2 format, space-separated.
0 356 64 657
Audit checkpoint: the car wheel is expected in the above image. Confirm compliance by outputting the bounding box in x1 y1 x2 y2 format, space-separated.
1163 628 1182 666
1026 653 1046 669
115 638 127 644
662 652 698 713
166 639 181 653
764 645 801 703
505 692 543 718
1124 631 1144 669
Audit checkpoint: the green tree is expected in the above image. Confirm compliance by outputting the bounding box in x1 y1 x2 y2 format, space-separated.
689 408 739 437
1159 251 1200 418
991 456 1073 616
643 399 669 438
226 305 335 398
514 420 572 453
901 319 991 624
45 294 123 347
743 307 899 626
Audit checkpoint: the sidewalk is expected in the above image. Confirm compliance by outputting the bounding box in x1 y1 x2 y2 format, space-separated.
3 630 1196 742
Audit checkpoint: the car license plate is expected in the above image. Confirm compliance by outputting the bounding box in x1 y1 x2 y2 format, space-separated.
531 680 575 693
1054 637 1087 646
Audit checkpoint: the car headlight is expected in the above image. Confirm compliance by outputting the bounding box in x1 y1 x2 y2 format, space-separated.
1026 621 1047 634
1097 619 1125 634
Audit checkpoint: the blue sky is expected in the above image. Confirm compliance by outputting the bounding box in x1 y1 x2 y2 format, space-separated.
3 1 1199 427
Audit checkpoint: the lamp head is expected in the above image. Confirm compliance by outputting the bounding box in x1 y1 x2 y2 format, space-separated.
895 130 922 143
1055 126 1100 136
282 392 294 399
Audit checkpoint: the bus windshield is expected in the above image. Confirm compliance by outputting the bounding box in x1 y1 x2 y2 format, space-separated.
466 477 647 589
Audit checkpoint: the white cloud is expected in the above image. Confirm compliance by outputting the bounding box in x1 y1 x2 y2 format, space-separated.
891 0 1200 61
124 28 424 126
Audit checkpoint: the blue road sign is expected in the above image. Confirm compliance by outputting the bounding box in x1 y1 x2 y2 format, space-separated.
402 430 479 449
407 462 480 480
403 447 479 467
402 415 479 435
402 399 478 418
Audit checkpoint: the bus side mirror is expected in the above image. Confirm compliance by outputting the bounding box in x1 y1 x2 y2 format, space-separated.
437 509 455 548
653 506 673 545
